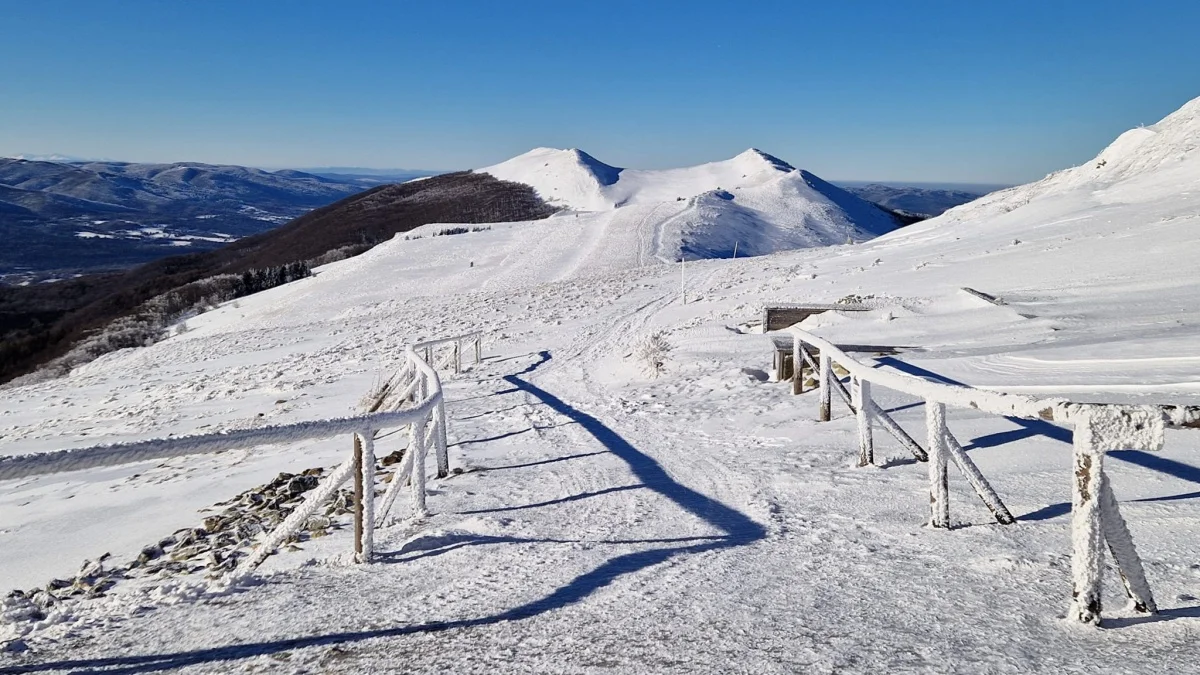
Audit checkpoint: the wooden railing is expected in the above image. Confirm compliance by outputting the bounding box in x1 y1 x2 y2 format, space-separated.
0 333 486 574
788 327 1199 624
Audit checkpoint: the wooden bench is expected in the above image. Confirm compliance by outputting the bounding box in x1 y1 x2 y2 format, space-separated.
761 303 870 333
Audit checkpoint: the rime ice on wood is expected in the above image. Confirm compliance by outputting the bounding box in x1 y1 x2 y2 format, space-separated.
941 429 1013 524
818 353 832 421
926 402 950 528
852 376 873 466
356 431 376 563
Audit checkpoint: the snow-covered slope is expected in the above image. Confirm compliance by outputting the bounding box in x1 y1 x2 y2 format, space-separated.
4 96 1200 671
478 147 900 261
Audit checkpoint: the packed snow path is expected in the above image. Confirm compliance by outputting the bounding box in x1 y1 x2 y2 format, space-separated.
7 332 1200 673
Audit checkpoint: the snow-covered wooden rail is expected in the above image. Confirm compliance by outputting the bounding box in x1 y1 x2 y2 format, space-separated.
788 327 1200 625
0 332 485 574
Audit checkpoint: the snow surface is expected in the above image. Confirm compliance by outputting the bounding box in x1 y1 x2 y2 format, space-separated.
4 96 1200 672
478 147 899 261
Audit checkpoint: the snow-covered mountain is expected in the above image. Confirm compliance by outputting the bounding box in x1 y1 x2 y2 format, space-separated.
4 96 1200 670
478 147 902 261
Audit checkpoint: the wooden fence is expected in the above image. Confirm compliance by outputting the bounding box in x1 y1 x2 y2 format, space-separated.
788 327 1200 624
0 332 484 573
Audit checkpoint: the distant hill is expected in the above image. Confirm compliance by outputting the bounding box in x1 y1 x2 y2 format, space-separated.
0 172 556 385
836 182 999 217
289 167 443 187
0 159 367 280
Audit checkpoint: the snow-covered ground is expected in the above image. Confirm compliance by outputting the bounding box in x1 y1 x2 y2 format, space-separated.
3 96 1200 672
479 147 900 261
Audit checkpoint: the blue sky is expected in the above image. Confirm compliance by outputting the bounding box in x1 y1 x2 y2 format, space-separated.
2 1 1198 183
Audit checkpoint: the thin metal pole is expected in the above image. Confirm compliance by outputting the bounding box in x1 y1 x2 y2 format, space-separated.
680 257 686 305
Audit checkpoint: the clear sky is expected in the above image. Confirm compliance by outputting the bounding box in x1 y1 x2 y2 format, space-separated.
2 0 1198 184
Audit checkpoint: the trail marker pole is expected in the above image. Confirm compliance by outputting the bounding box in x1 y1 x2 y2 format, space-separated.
681 257 686 305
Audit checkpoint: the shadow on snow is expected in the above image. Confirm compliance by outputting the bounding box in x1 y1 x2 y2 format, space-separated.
4 351 766 674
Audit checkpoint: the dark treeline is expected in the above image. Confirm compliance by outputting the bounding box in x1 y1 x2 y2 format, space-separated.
0 173 557 385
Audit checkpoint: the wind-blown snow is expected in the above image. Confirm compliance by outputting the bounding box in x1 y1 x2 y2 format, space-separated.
4 95 1200 671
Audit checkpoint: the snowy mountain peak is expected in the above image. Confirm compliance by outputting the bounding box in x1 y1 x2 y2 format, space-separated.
477 147 622 211
733 148 795 173
476 145 900 261
478 147 808 212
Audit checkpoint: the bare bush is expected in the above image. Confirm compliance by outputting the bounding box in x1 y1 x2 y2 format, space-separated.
634 332 672 378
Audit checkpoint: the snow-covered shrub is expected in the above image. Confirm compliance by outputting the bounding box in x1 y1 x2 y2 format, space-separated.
12 263 314 385
634 332 672 378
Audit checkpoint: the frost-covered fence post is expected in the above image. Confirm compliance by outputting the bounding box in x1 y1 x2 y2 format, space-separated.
1068 416 1106 624
792 340 804 395
355 430 376 563
411 411 429 516
352 434 365 562
433 399 449 478
453 340 461 375
1067 407 1164 623
926 401 950 528
818 352 832 422
474 335 482 364
852 376 874 466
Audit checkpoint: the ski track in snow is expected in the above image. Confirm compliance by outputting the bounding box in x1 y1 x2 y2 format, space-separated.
6 101 1200 671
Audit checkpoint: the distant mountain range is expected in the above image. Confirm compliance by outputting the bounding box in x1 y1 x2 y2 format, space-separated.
835 182 998 217
0 159 368 280
0 170 556 385
289 167 441 186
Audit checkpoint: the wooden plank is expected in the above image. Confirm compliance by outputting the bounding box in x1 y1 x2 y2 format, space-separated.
865 399 929 462
1099 479 1156 613
942 427 1013 523
960 287 1006 306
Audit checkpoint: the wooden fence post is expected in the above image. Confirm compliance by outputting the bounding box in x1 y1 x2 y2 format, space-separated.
852 377 874 466
433 400 449 478
926 401 950 528
352 434 364 561
474 336 482 363
411 412 428 515
356 431 376 563
792 341 804 395
818 353 832 422
1068 420 1105 624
